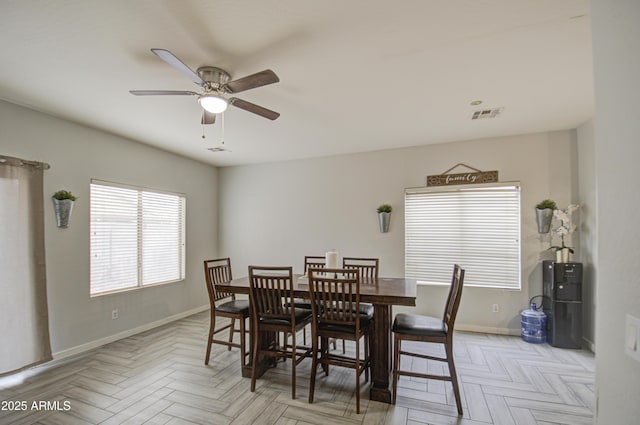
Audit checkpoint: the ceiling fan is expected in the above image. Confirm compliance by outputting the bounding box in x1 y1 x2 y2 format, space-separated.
130 49 280 125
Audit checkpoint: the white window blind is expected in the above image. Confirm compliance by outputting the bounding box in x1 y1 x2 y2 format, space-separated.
405 182 521 289
90 180 185 296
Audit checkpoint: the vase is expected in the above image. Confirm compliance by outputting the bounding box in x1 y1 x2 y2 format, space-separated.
535 208 553 233
52 198 74 228
556 248 570 263
378 212 391 233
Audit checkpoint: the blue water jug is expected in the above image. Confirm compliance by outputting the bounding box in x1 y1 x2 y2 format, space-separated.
521 303 547 344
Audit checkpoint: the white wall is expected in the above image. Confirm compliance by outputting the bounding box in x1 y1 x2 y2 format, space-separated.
0 100 217 355
577 119 596 350
219 131 579 333
592 0 640 422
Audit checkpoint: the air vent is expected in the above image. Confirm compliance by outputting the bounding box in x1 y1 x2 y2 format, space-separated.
471 107 504 120
207 147 230 153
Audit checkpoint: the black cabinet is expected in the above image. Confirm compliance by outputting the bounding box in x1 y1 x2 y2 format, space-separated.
542 261 583 348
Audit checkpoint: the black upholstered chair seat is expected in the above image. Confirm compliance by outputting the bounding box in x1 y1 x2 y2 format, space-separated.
334 301 374 319
358 303 374 319
392 313 446 337
259 308 313 326
216 299 250 315
318 316 371 334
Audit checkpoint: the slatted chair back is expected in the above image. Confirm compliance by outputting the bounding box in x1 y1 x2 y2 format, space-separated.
304 255 326 273
443 264 465 332
308 268 361 329
204 258 234 304
248 266 295 323
342 257 379 280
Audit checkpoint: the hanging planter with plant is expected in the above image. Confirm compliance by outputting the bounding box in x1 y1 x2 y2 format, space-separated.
535 199 556 233
52 190 77 228
377 204 392 233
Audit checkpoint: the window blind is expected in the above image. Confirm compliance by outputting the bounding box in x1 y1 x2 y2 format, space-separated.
90 181 185 296
405 183 521 289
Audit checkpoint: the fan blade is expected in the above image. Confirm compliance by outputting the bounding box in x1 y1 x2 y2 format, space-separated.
151 48 205 86
224 70 279 93
130 90 199 96
230 98 280 120
201 110 216 125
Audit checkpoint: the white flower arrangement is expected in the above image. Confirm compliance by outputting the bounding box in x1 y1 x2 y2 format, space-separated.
549 204 580 253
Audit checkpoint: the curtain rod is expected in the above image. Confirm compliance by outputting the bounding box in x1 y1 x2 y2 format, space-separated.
0 154 50 170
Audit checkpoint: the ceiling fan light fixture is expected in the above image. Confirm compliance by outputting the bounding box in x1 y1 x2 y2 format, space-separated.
199 94 228 113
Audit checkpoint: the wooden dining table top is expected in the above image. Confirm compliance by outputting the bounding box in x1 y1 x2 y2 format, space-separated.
218 274 417 307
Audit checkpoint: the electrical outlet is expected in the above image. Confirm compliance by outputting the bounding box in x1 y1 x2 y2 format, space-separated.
492 303 499 313
112 309 118 320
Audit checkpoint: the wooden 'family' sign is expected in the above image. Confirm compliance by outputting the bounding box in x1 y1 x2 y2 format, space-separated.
427 163 498 187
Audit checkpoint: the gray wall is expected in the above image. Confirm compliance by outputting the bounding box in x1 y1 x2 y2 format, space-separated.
219 131 580 334
0 100 217 355
592 0 640 422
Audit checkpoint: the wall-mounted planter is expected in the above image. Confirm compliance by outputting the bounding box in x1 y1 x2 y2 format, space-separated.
52 190 77 229
53 198 74 228
535 208 554 233
376 204 392 233
378 212 391 233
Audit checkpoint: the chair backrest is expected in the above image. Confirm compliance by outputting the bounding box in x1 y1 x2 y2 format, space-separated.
342 257 379 280
304 256 326 273
443 264 465 331
248 266 295 322
308 268 361 330
203 258 234 305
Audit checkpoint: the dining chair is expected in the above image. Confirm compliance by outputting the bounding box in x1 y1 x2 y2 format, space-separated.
203 258 251 369
248 265 313 399
342 257 379 280
304 255 327 272
297 256 327 345
307 268 371 414
391 264 465 415
332 257 378 353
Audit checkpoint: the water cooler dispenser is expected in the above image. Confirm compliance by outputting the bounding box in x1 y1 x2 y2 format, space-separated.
542 261 583 348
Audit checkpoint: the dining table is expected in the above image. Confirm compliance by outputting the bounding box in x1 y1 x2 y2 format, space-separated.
217 274 417 404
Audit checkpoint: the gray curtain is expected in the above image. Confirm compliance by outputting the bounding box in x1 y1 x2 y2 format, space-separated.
0 155 52 376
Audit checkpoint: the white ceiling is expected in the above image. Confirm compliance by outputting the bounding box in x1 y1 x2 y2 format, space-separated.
0 0 593 167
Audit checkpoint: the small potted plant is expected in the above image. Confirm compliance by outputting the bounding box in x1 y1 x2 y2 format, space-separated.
535 199 556 233
52 190 77 228
377 204 392 233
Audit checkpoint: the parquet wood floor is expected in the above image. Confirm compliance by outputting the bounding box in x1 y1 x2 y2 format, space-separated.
0 311 594 424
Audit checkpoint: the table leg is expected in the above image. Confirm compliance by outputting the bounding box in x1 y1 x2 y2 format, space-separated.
369 304 392 403
240 328 271 378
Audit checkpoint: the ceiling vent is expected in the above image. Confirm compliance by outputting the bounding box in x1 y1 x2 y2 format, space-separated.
471 107 504 120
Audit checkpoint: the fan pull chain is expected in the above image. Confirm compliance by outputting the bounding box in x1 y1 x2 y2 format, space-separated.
221 112 225 145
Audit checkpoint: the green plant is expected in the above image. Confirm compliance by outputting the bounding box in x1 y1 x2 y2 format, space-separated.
377 204 392 213
536 199 556 210
53 190 77 201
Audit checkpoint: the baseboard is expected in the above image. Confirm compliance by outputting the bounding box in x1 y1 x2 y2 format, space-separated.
456 323 520 336
582 337 595 353
52 304 210 361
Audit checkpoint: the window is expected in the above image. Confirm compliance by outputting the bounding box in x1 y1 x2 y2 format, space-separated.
90 180 186 296
405 182 521 289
